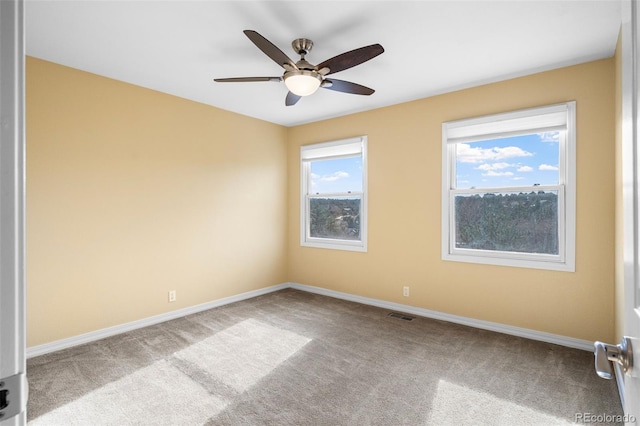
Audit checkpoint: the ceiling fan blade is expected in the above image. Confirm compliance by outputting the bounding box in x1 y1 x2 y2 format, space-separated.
321 79 375 95
316 44 384 75
214 77 282 83
285 92 301 106
243 30 298 70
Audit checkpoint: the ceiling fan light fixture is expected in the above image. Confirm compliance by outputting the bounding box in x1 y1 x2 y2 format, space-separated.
284 70 322 96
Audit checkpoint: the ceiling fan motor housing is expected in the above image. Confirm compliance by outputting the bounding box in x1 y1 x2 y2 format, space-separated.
292 38 314 57
285 38 323 96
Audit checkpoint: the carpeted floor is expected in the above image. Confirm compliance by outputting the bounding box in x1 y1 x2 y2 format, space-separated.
26 288 623 425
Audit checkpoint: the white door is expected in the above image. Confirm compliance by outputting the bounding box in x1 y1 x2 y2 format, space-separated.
619 0 640 421
595 0 640 421
0 0 27 425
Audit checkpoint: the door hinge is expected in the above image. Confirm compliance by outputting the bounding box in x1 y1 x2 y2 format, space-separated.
0 373 27 422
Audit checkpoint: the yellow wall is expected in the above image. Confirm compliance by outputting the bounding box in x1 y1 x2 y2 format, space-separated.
287 58 616 342
26 57 289 346
27 54 617 347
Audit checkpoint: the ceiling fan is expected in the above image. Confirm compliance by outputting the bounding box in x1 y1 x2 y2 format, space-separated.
214 30 384 106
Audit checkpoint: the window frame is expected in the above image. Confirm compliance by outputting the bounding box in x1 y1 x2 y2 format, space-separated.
441 102 576 271
300 136 368 252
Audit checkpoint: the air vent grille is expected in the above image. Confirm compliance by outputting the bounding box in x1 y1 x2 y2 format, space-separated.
387 312 415 321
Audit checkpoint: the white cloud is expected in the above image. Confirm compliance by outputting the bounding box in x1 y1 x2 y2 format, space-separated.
517 166 533 172
476 162 512 171
513 177 525 181
318 171 349 182
482 170 514 177
539 164 558 171
539 131 560 143
457 144 533 164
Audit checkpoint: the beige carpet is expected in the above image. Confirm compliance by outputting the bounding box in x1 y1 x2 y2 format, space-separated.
27 289 623 425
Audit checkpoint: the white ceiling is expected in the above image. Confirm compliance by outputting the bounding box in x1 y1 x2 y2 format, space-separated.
25 1 622 127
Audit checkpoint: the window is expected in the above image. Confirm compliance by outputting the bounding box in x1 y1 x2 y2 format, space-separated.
442 102 576 271
300 136 367 252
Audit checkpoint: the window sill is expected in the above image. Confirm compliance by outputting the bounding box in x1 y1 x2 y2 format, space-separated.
301 239 367 253
443 252 574 272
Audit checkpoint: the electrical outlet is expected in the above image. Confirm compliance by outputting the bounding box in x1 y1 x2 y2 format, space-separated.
403 286 410 297
168 290 176 302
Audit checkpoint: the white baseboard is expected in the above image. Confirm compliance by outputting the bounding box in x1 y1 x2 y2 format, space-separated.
287 282 595 351
28 281 595 358
614 363 625 411
26 283 289 358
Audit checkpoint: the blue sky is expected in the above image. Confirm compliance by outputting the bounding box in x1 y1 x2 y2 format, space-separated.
310 157 362 194
455 132 560 189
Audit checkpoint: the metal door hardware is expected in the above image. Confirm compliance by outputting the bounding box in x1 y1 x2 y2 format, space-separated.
0 373 27 421
594 337 633 379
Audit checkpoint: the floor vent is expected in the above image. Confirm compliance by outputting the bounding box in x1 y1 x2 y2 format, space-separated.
387 312 415 321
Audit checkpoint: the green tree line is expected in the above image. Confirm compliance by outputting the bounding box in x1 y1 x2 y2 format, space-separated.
310 198 361 240
455 191 558 254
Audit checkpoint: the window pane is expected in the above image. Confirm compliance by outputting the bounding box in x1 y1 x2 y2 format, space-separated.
309 197 361 240
310 157 362 194
455 132 560 189
454 191 558 255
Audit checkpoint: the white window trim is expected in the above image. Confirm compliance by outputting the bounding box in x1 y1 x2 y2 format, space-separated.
300 136 368 252
441 102 576 272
